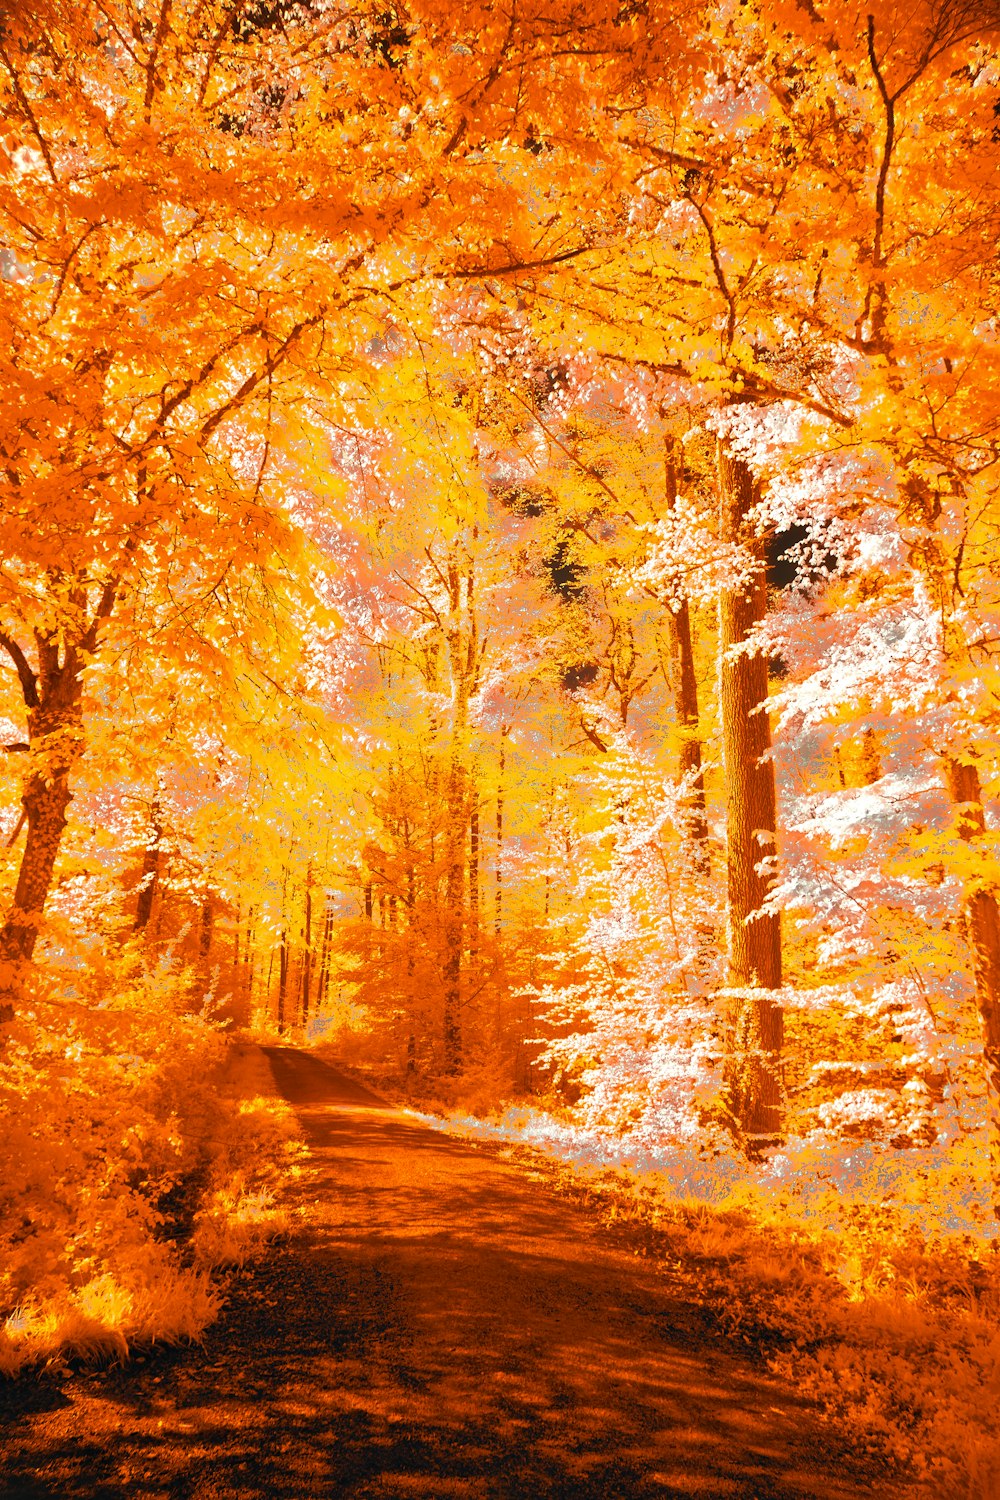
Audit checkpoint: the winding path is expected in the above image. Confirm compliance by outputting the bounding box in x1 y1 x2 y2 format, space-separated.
1 1048 908 1499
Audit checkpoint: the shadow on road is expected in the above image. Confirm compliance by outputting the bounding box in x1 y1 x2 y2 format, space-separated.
0 1048 910 1500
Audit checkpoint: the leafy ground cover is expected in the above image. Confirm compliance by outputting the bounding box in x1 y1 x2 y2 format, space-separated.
0 957 300 1378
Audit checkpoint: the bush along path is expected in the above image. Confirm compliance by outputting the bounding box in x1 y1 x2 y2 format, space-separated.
0 1049 914 1499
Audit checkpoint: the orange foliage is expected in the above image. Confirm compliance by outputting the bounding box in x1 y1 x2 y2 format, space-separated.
2 6 1000 1482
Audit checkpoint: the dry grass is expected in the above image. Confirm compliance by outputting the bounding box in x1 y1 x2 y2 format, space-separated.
189 1041 304 1270
432 1109 1000 1499
0 969 303 1378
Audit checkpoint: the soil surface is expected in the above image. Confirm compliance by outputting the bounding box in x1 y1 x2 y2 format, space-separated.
1 1047 913 1499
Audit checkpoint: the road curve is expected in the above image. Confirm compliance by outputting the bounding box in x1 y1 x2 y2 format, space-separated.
0 1047 909 1499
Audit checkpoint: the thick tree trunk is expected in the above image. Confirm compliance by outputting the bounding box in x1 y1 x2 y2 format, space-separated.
1 771 74 967
664 437 709 865
717 443 783 1150
943 755 1000 1203
0 689 84 1017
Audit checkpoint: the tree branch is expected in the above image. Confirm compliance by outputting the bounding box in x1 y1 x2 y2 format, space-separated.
866 14 895 274
0 41 58 183
0 632 38 708
199 315 321 443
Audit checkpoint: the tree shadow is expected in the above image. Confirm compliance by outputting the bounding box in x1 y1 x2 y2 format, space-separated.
0 1050 910 1500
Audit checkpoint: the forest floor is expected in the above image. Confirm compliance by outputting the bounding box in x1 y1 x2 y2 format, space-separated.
0 1047 916 1500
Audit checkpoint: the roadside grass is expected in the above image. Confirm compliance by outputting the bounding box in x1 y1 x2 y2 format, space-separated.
424 1102 999 1500
0 954 302 1378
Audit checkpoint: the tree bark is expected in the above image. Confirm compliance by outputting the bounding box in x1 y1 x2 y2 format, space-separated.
1 751 75 966
943 754 1000 1204
440 550 479 1075
717 442 783 1150
276 864 290 1033
495 728 507 937
0 644 86 1017
664 437 709 865
276 926 289 1033
199 897 213 961
133 793 163 932
243 905 256 1009
300 874 313 1026
442 749 465 1073
469 789 480 964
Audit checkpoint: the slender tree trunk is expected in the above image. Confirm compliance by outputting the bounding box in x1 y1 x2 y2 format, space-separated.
244 905 256 1008
664 437 709 866
276 864 290 1033
317 894 333 1009
495 728 507 937
469 790 480 965
133 793 163 932
442 751 465 1073
199 897 213 960
943 755 1000 1203
717 442 783 1151
277 927 289 1033
441 573 474 1073
406 864 417 1072
300 872 313 1027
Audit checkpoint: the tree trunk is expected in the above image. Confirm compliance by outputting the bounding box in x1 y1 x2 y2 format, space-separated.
276 927 289 1033
316 893 333 1010
495 728 507 937
0 687 84 1016
943 754 1000 1204
664 437 709 865
0 773 73 969
469 791 480 965
276 864 290 1033
243 905 256 1008
133 794 163 932
442 752 465 1073
199 897 213 960
300 877 313 1026
717 442 783 1150
441 577 475 1073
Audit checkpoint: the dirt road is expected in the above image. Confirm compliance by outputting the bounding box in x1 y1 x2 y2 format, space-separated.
0 1048 908 1499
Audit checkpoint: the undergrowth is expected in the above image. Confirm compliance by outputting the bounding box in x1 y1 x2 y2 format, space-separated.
428 1100 1000 1500
0 951 301 1377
